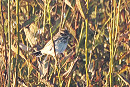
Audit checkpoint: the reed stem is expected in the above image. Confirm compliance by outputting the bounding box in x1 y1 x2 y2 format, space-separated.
85 0 89 86
16 0 19 86
8 0 11 86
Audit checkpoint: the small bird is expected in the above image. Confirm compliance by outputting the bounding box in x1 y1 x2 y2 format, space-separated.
33 29 70 57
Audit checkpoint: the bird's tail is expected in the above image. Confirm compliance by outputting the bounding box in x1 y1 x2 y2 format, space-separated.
33 51 42 57
37 56 48 78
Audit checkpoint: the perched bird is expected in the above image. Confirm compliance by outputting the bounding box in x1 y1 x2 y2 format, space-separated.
33 29 70 57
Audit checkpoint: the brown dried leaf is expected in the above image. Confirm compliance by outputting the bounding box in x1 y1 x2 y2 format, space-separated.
118 65 129 74
117 51 130 60
11 45 26 60
66 21 78 43
12 44 38 71
117 74 130 86
37 56 49 78
76 0 87 19
24 28 37 48
61 51 74 67
62 57 79 78
65 0 74 10
29 23 38 34
19 43 31 51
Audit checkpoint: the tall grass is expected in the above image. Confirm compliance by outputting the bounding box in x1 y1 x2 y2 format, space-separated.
0 0 129 86
7 0 11 86
85 0 89 86
16 0 19 86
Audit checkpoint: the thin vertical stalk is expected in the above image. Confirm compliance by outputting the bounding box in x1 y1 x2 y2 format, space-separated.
26 2 29 19
67 77 71 87
85 0 89 86
85 19 89 87
58 67 62 87
112 0 116 59
115 0 120 41
32 5 35 15
109 24 112 87
16 0 19 86
48 1 52 40
95 5 97 29
47 0 56 67
8 0 11 86
61 0 64 28
26 2 30 86
114 0 120 58
27 40 29 86
109 0 114 87
43 0 46 32
58 0 65 86
47 0 57 84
